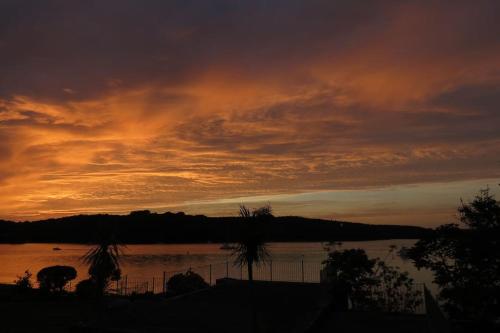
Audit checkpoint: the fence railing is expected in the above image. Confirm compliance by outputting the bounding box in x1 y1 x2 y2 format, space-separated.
110 260 323 295
62 260 435 317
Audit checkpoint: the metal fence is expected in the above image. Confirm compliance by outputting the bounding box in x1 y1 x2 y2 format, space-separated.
110 260 324 295
63 259 432 316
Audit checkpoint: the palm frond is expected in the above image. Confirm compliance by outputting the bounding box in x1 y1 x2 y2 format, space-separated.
232 205 271 268
81 235 125 288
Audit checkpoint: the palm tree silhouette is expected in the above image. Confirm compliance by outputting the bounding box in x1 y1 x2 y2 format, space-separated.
232 205 271 283
82 235 123 295
232 205 271 333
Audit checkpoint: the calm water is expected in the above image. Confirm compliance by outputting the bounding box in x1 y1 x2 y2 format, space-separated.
0 240 436 293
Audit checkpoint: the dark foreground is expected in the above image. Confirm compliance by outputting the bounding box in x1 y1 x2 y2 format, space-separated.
2 280 326 333
1 280 450 333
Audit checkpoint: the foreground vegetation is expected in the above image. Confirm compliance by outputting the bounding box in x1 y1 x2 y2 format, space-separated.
409 188 500 332
323 247 422 313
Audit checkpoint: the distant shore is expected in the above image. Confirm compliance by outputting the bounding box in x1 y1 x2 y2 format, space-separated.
0 238 421 245
0 211 430 244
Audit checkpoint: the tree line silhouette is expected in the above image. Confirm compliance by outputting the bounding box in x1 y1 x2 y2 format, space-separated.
0 211 428 244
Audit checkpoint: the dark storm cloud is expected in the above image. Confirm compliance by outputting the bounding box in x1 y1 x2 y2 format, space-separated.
0 0 404 101
432 83 500 115
1 0 499 101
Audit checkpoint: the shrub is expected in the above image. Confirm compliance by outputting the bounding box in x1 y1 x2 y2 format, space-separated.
323 248 422 313
37 265 77 293
14 270 33 291
166 270 209 295
75 279 99 299
373 261 422 313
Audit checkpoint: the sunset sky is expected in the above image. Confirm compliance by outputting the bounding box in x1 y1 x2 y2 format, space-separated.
0 0 499 226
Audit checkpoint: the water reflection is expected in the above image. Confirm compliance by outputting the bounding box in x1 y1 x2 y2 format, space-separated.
0 240 436 293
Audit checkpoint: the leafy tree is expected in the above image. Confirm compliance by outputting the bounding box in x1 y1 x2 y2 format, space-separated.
322 249 377 310
373 261 422 313
232 204 272 283
130 210 152 217
323 248 422 313
37 265 77 293
408 188 500 322
166 270 209 295
82 236 123 295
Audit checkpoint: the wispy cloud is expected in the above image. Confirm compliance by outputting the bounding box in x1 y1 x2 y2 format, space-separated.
0 0 499 223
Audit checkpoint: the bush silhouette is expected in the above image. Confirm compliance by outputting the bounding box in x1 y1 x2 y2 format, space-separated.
37 265 77 293
75 278 99 299
167 270 209 295
322 249 377 310
14 270 33 291
323 248 421 313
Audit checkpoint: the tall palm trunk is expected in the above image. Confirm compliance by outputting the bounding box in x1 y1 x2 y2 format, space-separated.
247 257 256 333
247 256 254 282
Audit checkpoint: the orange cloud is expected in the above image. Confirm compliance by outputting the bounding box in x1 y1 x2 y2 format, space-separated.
1 0 499 222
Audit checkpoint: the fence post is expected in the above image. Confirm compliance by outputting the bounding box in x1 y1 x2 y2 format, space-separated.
162 271 166 293
209 264 212 285
152 277 155 294
146 281 149 293
270 260 273 281
226 261 229 278
301 259 304 283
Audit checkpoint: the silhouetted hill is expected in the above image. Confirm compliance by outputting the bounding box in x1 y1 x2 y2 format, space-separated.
0 211 429 244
